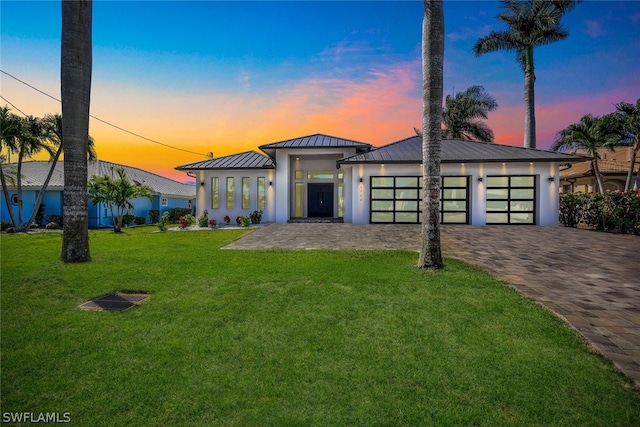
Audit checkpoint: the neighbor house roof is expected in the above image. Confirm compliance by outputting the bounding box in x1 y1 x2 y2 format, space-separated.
259 133 372 158
560 158 640 180
338 136 587 165
2 160 195 198
175 150 274 170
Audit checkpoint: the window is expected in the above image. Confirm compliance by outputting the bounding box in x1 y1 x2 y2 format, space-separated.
486 175 535 224
295 182 304 217
307 170 334 179
338 182 344 217
370 176 469 224
226 177 235 209
242 177 250 209
257 177 266 210
161 197 168 207
295 170 303 180
211 177 219 209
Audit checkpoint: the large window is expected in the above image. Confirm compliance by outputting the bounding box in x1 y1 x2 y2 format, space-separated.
242 177 250 209
226 177 235 209
370 176 469 224
257 177 266 210
211 177 219 209
486 175 535 224
294 182 304 217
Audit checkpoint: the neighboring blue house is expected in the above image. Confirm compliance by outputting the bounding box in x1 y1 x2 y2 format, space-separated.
1 160 195 227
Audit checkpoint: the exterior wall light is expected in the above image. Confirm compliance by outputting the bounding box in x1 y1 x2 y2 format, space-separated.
269 181 273 186
200 182 205 186
359 177 363 183
477 177 483 182
548 176 555 182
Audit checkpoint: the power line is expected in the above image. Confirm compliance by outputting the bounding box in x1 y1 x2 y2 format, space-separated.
0 69 208 157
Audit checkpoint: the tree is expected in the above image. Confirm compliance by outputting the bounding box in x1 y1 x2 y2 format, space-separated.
552 114 618 195
24 114 97 228
61 0 93 262
614 99 640 191
0 107 22 227
88 168 154 232
474 0 581 149
418 0 444 270
442 85 498 142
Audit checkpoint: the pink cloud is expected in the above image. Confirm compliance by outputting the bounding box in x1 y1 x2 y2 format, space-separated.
583 19 606 38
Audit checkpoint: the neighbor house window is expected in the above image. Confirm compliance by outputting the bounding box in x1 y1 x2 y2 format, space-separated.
211 177 219 209
486 175 535 224
242 177 250 209
161 197 168 207
257 177 266 210
226 177 235 209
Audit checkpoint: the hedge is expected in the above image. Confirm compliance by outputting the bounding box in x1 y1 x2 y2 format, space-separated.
559 191 640 235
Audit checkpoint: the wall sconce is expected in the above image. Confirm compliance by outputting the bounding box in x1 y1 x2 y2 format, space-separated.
269 181 273 186
547 176 555 182
200 182 205 187
477 177 483 182
359 177 363 183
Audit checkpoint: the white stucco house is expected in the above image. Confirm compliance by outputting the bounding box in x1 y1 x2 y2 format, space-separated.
176 133 583 226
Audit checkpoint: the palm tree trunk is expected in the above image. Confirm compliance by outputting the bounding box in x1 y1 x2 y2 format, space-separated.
624 146 637 191
0 166 18 227
25 146 63 227
523 47 536 149
16 146 25 229
61 0 92 262
592 159 605 195
418 0 444 270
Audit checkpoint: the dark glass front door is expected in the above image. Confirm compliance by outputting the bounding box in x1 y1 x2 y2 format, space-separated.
308 183 334 217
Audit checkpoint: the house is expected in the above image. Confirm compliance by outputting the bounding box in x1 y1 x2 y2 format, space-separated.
176 133 584 226
1 160 195 227
559 146 639 193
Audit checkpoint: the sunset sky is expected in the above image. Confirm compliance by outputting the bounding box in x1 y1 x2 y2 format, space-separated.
2 0 639 182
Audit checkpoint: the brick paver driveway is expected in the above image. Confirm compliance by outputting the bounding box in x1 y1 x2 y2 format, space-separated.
225 224 640 388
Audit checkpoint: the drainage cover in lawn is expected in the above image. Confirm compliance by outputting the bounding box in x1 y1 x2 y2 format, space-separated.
79 292 148 311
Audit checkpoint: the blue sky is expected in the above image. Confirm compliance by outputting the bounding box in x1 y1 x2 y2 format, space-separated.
2 0 639 181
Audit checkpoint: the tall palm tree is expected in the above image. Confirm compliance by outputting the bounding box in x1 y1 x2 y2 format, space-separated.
474 0 581 149
614 99 640 191
61 0 92 262
418 0 444 270
0 107 22 226
442 85 498 142
24 114 97 228
552 114 618 195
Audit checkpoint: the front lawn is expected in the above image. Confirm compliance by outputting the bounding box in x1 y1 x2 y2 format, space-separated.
1 227 638 425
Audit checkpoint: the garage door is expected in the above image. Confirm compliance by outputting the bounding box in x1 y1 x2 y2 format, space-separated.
486 175 535 224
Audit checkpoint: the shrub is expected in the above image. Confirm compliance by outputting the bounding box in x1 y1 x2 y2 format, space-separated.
46 214 63 227
249 210 263 224
149 209 160 224
198 210 209 228
184 214 196 226
1 221 13 231
208 219 217 227
45 222 61 230
559 191 640 235
35 203 46 226
170 208 192 223
178 216 189 229
134 216 146 225
122 214 135 226
235 216 242 225
156 211 170 231
224 215 231 225
240 215 251 228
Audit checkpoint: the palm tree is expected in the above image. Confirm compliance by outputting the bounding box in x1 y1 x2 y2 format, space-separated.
552 114 618 195
61 0 92 262
418 0 444 270
88 168 154 232
614 100 640 191
474 0 581 149
24 114 97 228
442 85 498 142
0 107 21 226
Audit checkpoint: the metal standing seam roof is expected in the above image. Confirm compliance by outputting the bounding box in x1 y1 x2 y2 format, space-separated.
259 133 372 151
175 150 274 170
338 136 588 164
1 160 196 198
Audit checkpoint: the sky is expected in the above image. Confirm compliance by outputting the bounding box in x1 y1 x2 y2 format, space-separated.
1 0 639 182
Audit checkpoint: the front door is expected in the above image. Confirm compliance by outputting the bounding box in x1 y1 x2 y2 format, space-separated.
307 183 334 217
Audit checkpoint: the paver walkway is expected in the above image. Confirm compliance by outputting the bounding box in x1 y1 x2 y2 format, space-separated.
225 224 640 388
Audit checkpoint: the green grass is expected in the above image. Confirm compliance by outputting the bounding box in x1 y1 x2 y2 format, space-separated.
1 227 639 426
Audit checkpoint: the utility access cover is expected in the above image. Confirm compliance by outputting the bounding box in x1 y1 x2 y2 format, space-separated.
79 292 148 311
